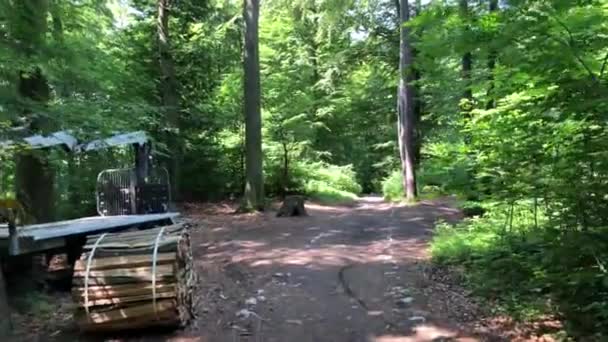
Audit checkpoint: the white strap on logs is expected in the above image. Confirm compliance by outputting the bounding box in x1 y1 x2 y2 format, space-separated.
84 233 108 317
152 226 167 319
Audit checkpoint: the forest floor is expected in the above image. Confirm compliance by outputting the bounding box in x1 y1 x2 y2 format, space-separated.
12 196 560 341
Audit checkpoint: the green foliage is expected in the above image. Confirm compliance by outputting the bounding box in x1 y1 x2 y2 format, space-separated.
305 162 362 195
418 140 472 194
294 161 361 204
382 170 403 202
2 0 608 337
432 202 608 338
382 139 472 201
305 180 358 205
413 0 608 337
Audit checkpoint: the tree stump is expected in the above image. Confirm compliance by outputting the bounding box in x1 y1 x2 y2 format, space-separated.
277 195 307 217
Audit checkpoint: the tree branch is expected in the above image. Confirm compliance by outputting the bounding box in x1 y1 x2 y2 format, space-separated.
600 50 608 79
548 12 597 82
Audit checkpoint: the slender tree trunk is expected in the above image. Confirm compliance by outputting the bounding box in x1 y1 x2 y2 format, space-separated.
157 0 181 201
460 0 473 102
397 0 417 201
486 0 498 109
243 0 264 210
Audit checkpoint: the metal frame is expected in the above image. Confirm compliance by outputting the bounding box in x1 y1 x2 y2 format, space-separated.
96 167 172 217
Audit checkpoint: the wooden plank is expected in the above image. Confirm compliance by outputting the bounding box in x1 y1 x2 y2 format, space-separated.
73 264 175 279
70 221 193 333
74 253 176 272
77 291 176 307
85 223 184 242
72 282 175 299
25 213 179 240
85 233 177 246
72 281 174 294
72 276 175 286
78 310 179 332
82 236 180 250
0 236 65 256
76 299 176 324
16 237 66 255
87 244 178 258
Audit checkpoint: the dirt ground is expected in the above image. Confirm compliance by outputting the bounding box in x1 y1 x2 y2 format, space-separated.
12 196 560 342
187 196 481 342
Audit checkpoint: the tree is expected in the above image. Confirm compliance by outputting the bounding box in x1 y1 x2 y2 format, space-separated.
243 0 264 210
157 0 181 200
13 0 55 223
397 0 417 201
0 261 9 337
486 0 498 109
459 0 473 103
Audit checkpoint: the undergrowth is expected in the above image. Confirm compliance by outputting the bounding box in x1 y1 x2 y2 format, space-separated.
264 159 362 205
301 162 360 205
382 141 473 202
431 201 608 340
305 180 358 205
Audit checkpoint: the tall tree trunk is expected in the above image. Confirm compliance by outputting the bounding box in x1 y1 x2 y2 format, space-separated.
460 0 473 102
157 0 181 201
397 0 417 201
413 0 423 166
50 0 63 44
0 262 10 338
3 1 51 336
243 0 264 210
14 0 55 223
282 140 289 197
486 0 498 109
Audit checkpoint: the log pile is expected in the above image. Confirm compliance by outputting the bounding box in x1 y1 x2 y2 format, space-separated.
72 224 196 332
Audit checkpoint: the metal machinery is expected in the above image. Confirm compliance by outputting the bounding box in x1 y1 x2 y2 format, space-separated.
0 131 176 256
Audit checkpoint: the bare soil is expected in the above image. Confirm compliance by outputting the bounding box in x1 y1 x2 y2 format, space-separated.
10 196 560 341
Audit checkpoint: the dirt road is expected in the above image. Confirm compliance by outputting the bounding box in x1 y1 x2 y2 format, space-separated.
185 196 493 342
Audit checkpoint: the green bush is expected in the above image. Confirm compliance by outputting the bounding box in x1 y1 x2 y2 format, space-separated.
381 168 451 202
415 140 477 198
264 158 362 204
431 202 608 338
304 179 358 205
382 170 404 201
306 162 362 195
301 162 361 204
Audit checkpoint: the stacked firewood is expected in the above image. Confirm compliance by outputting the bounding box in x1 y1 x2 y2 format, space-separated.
72 223 196 332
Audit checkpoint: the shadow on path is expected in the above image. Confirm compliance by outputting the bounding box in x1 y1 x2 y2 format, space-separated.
185 196 505 342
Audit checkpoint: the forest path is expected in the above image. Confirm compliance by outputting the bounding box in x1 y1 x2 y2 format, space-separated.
184 196 500 342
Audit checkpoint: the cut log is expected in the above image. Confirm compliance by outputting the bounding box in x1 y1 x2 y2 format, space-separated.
277 195 308 217
73 224 196 333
